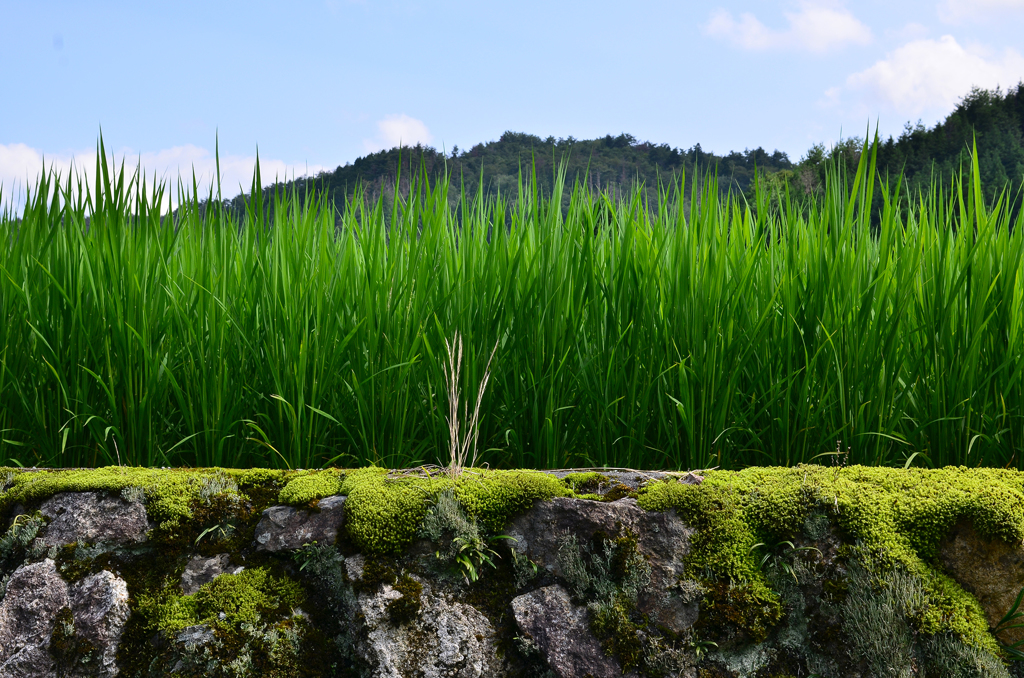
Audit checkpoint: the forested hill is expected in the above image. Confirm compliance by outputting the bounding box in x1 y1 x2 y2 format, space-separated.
217 83 1023 216
795 83 1024 207
222 133 794 215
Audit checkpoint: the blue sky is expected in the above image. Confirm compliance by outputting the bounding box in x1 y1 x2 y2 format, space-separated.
2 0 1023 209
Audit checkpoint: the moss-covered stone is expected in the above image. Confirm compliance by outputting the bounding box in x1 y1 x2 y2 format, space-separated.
0 467 245 535
339 467 569 554
138 567 305 636
638 464 1024 656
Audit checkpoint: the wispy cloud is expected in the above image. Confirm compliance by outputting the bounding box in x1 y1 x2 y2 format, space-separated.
362 114 433 153
705 0 872 53
938 0 1024 24
841 35 1024 117
0 142 325 215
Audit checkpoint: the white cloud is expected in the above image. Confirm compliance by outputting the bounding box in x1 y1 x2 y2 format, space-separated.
0 142 325 215
885 22 929 42
363 114 433 153
843 35 1024 117
939 0 1024 24
705 1 872 53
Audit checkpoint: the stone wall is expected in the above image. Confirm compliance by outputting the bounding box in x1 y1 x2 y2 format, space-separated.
1 466 1023 677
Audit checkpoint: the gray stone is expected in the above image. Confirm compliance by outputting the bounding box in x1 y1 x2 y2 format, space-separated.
0 560 132 678
353 575 505 678
0 559 70 677
508 496 697 633
636 505 700 633
511 584 620 678
180 554 243 595
38 491 150 547
68 570 130 677
344 552 365 581
253 495 346 552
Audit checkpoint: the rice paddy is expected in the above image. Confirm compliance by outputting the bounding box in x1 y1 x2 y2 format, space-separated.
1 139 1022 471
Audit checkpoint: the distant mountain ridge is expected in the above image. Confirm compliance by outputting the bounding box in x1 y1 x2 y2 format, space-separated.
216 83 1023 216
227 132 795 216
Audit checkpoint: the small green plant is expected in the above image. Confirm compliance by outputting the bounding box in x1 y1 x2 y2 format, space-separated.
556 530 653 669
993 586 1024 661
292 541 323 572
511 548 540 589
920 632 1011 678
195 521 236 547
750 539 821 584
557 533 617 601
449 532 513 583
418 487 511 583
841 559 928 678
0 513 44 568
689 636 718 660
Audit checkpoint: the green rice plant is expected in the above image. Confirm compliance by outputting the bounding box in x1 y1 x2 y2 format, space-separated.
0 135 1022 471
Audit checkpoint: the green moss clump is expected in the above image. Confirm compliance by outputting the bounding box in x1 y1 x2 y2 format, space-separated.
638 465 1024 655
195 569 304 627
340 468 449 554
233 468 287 488
340 467 568 554
454 470 570 533
388 573 423 625
139 568 305 636
562 472 609 493
637 470 782 641
277 469 345 505
590 596 645 669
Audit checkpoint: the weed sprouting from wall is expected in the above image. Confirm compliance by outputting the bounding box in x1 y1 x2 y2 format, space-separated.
557 533 614 601
418 488 479 550
441 333 497 480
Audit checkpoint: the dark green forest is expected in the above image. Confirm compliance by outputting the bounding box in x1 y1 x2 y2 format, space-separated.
793 83 1024 208
216 82 1024 216
224 133 794 216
